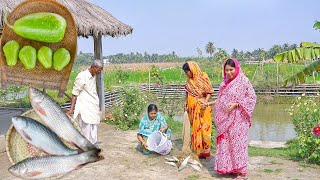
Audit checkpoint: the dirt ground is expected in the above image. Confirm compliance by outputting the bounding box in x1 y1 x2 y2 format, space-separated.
1 123 320 180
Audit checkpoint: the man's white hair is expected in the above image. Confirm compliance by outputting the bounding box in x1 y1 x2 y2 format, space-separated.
91 59 103 68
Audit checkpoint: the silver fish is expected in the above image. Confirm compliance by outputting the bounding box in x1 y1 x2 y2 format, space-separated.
165 161 177 167
29 87 97 151
178 155 191 171
12 116 78 156
165 156 180 163
188 163 202 172
188 159 203 168
8 149 103 179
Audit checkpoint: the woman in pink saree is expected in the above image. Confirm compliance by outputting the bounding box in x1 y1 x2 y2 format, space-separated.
210 58 256 179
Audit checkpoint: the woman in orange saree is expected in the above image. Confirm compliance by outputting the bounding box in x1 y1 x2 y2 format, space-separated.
182 61 214 158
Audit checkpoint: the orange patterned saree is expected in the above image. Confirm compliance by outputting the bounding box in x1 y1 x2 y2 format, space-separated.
185 61 214 157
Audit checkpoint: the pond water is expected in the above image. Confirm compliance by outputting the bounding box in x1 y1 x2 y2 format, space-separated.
174 104 295 142
250 104 295 142
0 108 28 135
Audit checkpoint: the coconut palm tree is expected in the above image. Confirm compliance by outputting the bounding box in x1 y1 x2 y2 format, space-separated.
205 42 215 57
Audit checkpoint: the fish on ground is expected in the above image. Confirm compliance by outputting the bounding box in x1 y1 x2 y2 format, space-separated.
12 116 78 156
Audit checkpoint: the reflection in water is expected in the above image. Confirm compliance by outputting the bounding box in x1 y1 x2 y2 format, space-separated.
174 104 295 142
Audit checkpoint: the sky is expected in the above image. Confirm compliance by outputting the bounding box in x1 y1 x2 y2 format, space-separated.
77 0 320 57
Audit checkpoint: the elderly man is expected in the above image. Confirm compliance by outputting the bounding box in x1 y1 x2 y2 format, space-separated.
67 59 103 144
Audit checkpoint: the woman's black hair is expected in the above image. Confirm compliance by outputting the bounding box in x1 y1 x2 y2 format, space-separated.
147 104 158 113
182 63 190 72
224 59 236 69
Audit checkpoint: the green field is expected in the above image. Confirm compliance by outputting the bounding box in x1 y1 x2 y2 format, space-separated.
2 62 319 107
94 62 320 89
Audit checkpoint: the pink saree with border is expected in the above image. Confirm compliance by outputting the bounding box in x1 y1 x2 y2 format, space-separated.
214 59 256 175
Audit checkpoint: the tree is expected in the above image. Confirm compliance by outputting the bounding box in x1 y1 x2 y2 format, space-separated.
231 48 239 59
196 47 203 60
205 42 215 57
267 45 282 58
244 51 252 62
238 51 245 62
214 48 229 63
282 43 290 52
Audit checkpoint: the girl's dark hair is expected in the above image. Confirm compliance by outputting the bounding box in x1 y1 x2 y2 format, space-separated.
182 63 190 72
147 104 158 113
224 59 236 69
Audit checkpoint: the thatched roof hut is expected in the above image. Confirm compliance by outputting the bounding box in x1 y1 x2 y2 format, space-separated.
0 0 133 117
0 0 133 37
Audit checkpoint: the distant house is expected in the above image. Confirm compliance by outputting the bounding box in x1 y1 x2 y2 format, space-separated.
103 58 111 64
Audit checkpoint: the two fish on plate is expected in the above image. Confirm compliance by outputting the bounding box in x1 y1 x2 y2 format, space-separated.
8 87 103 179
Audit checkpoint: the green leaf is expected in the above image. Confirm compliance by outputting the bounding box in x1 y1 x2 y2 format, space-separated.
304 48 312 60
283 59 320 87
313 20 320 30
314 48 320 59
311 48 316 60
291 50 297 62
273 42 320 63
301 42 320 48
295 48 303 60
274 53 284 62
288 50 294 62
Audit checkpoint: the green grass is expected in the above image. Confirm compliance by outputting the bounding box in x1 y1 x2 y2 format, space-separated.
263 169 274 173
270 160 284 165
185 175 200 180
248 146 291 159
166 117 183 138
263 168 283 174
208 146 291 159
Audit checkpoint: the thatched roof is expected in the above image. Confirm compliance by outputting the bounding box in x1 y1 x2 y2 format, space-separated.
0 0 133 37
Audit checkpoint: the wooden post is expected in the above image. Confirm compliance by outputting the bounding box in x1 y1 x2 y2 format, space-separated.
94 34 105 119
276 62 279 94
148 68 151 92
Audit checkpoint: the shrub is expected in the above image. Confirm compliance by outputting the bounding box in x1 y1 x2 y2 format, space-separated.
286 94 320 164
104 87 147 130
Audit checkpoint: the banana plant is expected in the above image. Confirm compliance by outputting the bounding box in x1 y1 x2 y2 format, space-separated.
283 59 320 87
273 42 320 87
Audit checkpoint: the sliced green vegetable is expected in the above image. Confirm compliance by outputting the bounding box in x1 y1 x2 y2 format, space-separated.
3 40 20 66
37 46 52 69
19 46 36 70
5 12 66 43
53 48 70 71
